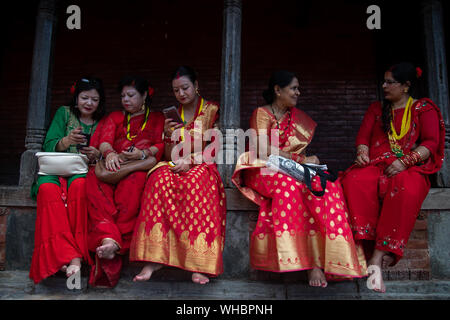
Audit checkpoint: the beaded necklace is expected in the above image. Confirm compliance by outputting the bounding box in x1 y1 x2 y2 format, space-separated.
126 107 150 141
388 96 413 157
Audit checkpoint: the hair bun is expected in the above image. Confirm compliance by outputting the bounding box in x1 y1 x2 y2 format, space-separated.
416 67 423 79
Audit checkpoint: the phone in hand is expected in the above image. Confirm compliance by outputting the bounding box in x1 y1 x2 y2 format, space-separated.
162 106 184 124
76 133 91 151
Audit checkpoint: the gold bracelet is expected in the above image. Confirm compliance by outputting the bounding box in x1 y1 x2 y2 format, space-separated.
398 158 407 168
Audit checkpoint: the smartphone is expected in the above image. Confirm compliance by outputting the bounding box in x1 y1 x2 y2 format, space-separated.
76 133 91 150
162 106 184 124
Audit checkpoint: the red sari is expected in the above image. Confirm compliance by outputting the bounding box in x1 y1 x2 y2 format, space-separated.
232 107 367 279
130 99 226 277
341 98 445 264
86 110 164 287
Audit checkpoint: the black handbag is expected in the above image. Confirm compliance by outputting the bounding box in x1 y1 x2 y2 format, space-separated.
301 164 338 197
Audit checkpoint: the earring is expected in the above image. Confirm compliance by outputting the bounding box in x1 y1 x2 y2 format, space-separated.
404 88 409 93
196 88 200 96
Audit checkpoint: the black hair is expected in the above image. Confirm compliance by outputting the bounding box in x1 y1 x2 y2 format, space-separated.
262 70 297 104
69 76 106 122
381 62 420 133
170 65 198 84
118 75 153 108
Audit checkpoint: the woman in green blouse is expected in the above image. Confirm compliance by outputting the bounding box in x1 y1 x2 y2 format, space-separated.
29 77 106 284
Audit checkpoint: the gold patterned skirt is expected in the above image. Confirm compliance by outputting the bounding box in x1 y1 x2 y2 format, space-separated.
130 163 226 276
240 168 367 279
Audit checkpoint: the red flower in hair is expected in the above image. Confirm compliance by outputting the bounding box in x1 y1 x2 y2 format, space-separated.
416 67 423 78
148 86 155 97
70 81 76 95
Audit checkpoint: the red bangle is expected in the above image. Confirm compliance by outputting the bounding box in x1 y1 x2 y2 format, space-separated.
103 149 117 158
400 151 421 168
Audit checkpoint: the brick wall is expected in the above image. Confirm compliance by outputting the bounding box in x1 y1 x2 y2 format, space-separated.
240 1 379 171
0 0 427 183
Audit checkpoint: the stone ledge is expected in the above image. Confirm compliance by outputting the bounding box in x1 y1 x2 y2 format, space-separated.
0 271 449 300
2 186 449 211
0 186 35 208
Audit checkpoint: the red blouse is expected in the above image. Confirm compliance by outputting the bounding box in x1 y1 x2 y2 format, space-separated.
95 110 165 161
356 100 440 160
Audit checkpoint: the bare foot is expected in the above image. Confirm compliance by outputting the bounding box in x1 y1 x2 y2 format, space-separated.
382 253 395 269
307 268 328 287
96 239 119 260
133 263 162 282
368 249 387 293
192 273 209 285
66 258 81 278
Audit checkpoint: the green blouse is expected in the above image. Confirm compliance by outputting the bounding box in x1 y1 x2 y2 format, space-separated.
30 106 99 200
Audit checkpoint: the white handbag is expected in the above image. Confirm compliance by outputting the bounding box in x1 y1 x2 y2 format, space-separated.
36 152 89 177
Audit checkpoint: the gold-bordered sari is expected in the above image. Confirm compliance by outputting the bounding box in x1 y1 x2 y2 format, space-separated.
232 106 367 278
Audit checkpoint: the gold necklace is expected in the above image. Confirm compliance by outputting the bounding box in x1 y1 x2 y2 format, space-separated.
270 104 291 136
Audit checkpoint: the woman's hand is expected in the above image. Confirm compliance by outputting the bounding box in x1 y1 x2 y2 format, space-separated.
164 118 184 138
305 155 320 164
169 158 191 174
120 147 144 162
355 145 370 167
58 126 86 151
384 159 407 178
79 146 101 163
105 151 122 172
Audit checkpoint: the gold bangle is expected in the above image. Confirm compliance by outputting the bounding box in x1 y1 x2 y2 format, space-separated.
398 158 407 168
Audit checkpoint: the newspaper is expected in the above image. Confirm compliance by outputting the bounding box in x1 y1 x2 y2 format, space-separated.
266 154 328 182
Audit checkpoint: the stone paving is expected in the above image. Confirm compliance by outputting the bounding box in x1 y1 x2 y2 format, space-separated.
0 271 449 300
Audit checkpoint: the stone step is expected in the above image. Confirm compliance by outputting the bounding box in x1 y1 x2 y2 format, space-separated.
1 271 449 300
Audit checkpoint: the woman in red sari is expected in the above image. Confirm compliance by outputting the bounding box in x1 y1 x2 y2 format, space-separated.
232 70 367 287
340 62 445 293
130 66 226 285
30 77 106 284
86 75 165 287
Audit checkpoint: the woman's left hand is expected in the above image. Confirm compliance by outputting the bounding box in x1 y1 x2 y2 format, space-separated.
79 146 101 163
384 159 407 178
121 147 144 161
170 159 191 174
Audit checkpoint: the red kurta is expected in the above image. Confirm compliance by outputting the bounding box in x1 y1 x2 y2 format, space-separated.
86 110 164 287
341 98 445 264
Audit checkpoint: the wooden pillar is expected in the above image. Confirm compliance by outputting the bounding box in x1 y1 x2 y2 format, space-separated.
19 0 57 187
219 0 242 187
421 0 450 187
